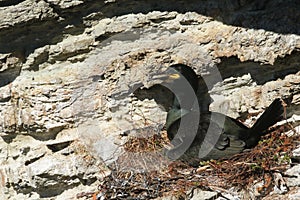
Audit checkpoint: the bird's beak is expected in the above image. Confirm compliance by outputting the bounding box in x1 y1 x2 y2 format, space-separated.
169 73 181 80
161 73 181 84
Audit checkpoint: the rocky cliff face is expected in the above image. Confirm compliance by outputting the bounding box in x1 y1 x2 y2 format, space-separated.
0 0 300 199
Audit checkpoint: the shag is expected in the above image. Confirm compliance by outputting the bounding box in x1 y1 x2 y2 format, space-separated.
164 64 284 165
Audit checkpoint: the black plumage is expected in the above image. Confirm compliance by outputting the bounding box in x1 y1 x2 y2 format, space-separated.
164 64 284 165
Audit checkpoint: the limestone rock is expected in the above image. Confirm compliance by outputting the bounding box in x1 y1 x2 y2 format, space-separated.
189 189 218 200
285 165 300 187
0 0 57 29
0 0 299 199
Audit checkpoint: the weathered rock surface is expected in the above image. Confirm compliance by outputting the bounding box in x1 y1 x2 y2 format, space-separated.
0 0 299 199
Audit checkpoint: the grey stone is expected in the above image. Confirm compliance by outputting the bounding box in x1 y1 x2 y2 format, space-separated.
288 188 300 200
293 144 300 160
285 165 300 187
0 1 300 199
0 0 57 29
190 189 218 200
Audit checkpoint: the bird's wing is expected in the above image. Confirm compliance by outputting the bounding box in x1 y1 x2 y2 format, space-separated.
201 133 246 160
209 112 249 136
167 111 247 161
195 119 246 160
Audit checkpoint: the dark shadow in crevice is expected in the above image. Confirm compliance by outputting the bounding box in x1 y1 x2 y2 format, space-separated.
0 20 66 56
28 126 65 141
34 175 96 198
134 51 299 116
100 0 300 35
24 154 45 166
134 84 174 112
1 134 17 143
0 0 24 7
46 141 72 153
0 0 298 87
0 68 21 87
0 126 63 143
217 51 300 85
0 52 24 87
13 174 96 198
1 0 299 56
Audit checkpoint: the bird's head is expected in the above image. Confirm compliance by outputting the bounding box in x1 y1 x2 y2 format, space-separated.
162 64 199 111
164 64 199 94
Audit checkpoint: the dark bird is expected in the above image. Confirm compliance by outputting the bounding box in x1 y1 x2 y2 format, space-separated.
164 64 284 166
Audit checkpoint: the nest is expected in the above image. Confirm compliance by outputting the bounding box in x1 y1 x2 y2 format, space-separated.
81 123 299 200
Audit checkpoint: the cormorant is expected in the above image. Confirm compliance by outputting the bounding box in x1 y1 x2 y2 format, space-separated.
164 64 284 165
